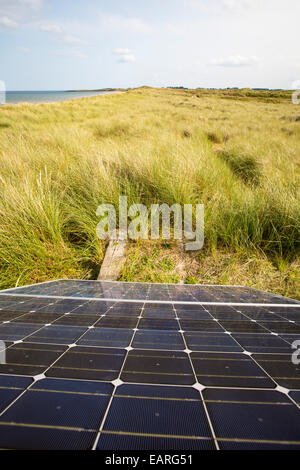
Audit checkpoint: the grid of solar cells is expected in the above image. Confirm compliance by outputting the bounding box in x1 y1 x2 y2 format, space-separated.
2 279 299 304
0 281 299 450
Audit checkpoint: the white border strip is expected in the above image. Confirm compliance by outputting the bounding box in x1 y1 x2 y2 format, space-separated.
0 292 299 307
0 279 298 306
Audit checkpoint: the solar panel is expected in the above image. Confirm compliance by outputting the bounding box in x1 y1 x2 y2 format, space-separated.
0 279 299 450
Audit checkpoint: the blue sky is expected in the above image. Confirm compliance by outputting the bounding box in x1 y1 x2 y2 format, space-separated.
0 0 299 90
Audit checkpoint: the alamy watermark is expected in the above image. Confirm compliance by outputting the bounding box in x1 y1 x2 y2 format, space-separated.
292 340 300 365
0 80 6 105
291 80 300 105
0 341 6 364
96 196 204 251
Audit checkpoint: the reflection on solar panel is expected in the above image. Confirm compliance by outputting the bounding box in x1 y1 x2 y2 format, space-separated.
3 279 299 304
0 279 299 450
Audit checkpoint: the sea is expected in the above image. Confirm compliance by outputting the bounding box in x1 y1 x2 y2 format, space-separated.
4 90 114 104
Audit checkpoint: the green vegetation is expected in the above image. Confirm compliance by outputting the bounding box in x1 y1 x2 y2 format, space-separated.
121 242 299 300
217 150 262 185
0 88 299 297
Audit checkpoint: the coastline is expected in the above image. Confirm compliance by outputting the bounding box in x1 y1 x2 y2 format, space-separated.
3 90 126 106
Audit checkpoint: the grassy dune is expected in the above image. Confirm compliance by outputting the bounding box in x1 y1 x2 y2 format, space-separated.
0 87 299 298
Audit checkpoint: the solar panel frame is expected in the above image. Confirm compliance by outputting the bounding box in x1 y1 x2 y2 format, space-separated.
1 279 299 305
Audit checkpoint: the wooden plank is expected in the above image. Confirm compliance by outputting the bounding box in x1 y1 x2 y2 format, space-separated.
98 236 127 281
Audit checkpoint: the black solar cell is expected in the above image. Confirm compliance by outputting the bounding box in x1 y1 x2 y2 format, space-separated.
180 320 224 332
184 332 243 353
97 433 216 450
132 330 185 350
0 375 33 413
232 333 293 354
0 378 112 430
191 352 275 388
78 327 134 348
0 343 67 376
97 316 139 329
253 353 300 389
121 350 195 385
46 346 126 381
0 322 41 341
203 388 300 449
102 384 213 444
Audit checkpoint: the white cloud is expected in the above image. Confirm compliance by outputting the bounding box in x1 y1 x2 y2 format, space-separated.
0 0 43 26
53 50 88 59
62 34 89 46
18 0 42 9
113 48 132 55
184 0 258 13
118 54 136 63
40 23 63 34
113 48 136 63
40 24 89 46
222 0 257 10
209 55 259 67
0 0 43 9
101 14 151 34
17 46 30 52
0 15 18 28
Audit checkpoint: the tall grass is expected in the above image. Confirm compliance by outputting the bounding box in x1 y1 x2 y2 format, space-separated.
217 150 262 185
0 88 299 291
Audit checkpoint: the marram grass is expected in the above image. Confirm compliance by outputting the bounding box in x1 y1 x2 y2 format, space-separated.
0 88 299 297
